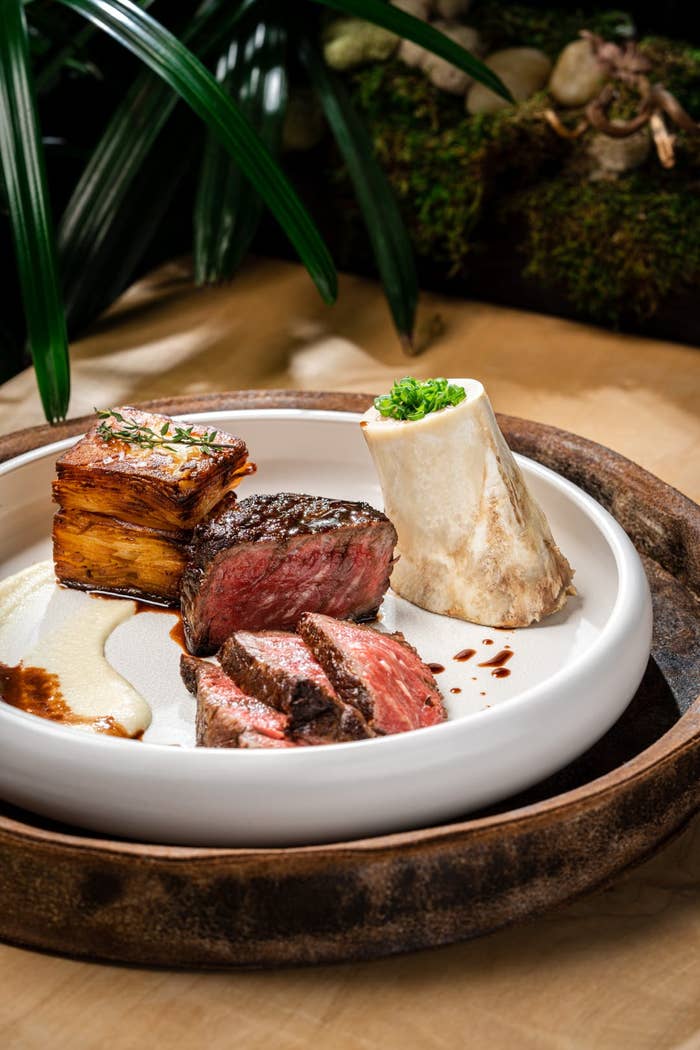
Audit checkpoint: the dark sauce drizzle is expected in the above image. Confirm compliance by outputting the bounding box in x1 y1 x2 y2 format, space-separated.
0 662 133 737
169 619 188 651
453 648 476 662
478 649 514 678
132 601 187 651
478 649 513 669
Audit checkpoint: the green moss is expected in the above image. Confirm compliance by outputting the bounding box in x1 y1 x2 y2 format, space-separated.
505 175 700 323
344 63 566 275
469 2 635 58
640 37 700 114
328 13 700 327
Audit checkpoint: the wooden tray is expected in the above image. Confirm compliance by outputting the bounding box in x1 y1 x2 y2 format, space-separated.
0 391 698 969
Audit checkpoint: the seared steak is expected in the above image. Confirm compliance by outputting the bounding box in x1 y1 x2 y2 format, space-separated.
181 654 294 749
298 613 447 735
181 493 397 654
220 630 372 742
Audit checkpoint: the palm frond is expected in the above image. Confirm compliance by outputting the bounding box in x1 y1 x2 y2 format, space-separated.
301 32 418 348
33 1 154 95
0 0 69 421
57 0 288 329
56 0 337 306
195 10 288 284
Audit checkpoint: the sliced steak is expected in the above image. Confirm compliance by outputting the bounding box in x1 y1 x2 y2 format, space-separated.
298 613 447 735
219 630 372 742
181 654 295 749
181 493 397 654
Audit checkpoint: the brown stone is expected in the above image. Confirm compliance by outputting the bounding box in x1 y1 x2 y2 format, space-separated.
467 47 552 114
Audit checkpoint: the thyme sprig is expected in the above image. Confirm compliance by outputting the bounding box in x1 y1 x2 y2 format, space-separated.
374 377 466 422
94 409 229 455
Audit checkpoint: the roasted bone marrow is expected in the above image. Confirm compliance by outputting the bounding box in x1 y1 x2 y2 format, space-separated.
361 378 575 628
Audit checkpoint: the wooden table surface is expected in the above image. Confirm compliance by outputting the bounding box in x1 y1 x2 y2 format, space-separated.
1 259 698 1050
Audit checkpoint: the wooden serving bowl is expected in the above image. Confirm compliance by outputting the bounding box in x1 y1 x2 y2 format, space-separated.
0 391 698 969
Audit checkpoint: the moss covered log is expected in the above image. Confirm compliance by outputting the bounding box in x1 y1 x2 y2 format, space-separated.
324 3 700 331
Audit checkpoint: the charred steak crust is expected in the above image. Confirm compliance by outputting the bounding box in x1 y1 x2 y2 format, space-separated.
186 493 395 566
219 630 353 733
181 493 398 654
181 654 293 749
297 613 447 734
180 653 201 698
219 632 327 725
296 617 377 720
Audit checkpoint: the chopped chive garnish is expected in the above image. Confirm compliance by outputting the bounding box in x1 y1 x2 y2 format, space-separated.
374 377 466 422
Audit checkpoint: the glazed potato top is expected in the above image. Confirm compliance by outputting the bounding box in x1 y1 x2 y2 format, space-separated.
53 408 253 530
57 408 248 484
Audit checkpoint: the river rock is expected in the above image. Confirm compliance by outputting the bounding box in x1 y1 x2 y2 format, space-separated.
399 35 428 68
423 23 483 94
323 18 398 71
588 128 651 177
466 47 552 114
435 0 473 15
391 0 431 18
399 21 482 94
549 38 605 107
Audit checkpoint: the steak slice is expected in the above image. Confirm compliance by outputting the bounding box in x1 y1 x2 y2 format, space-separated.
298 613 447 735
219 630 372 742
181 493 397 654
181 654 295 749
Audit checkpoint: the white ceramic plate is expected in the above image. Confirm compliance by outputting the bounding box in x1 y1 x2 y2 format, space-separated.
0 408 652 846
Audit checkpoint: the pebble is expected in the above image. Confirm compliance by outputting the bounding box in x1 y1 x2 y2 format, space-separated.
423 23 483 95
588 128 651 177
391 0 431 18
392 0 472 14
466 47 552 114
549 38 606 107
399 20 482 95
435 0 473 15
323 18 398 71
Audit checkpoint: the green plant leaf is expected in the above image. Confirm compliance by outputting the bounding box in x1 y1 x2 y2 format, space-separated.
0 0 70 422
301 32 418 349
57 0 291 330
195 10 288 284
68 115 193 330
33 0 156 95
56 0 289 327
311 0 514 102
55 0 336 306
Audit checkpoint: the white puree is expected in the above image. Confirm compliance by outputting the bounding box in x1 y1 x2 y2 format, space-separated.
0 560 151 737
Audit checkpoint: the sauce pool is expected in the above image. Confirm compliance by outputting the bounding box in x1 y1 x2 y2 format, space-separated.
0 661 131 736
